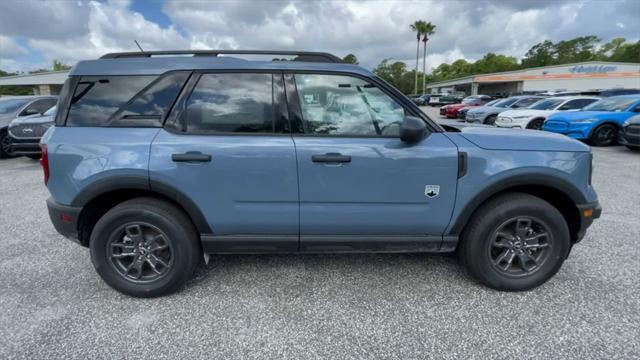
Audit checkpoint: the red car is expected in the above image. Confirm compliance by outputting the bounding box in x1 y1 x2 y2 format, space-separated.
440 95 493 118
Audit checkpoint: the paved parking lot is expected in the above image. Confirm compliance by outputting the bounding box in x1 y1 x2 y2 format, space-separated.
0 137 638 359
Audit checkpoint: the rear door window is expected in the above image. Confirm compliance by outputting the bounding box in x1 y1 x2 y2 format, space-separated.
184 73 274 133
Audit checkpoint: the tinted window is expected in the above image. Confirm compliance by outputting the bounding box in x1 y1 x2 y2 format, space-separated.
513 97 541 108
295 74 405 136
559 99 597 110
185 73 273 133
584 97 639 112
67 76 156 126
529 99 564 110
0 98 31 115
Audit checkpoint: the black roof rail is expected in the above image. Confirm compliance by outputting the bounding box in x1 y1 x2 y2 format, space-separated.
100 50 344 63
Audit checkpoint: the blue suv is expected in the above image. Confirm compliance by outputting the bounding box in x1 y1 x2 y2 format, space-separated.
42 50 601 297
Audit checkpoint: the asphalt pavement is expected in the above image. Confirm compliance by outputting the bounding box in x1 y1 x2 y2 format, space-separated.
0 127 638 359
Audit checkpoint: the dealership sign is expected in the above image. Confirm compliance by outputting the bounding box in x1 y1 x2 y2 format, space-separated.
568 65 617 74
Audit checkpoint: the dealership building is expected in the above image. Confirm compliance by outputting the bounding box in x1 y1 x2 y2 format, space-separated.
426 61 640 96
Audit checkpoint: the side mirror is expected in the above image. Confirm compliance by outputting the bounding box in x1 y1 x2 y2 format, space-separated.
400 116 427 143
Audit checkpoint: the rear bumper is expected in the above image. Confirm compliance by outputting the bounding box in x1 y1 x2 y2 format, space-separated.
46 197 83 245
575 201 602 243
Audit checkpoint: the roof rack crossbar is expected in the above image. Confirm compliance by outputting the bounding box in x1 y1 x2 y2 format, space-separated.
100 50 344 63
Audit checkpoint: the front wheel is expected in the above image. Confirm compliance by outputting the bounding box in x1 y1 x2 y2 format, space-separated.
0 130 16 159
484 115 497 125
527 118 545 130
90 198 201 297
625 145 640 152
589 124 617 146
458 192 570 291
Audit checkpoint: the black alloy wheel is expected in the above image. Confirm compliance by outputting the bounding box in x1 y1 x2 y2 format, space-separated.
0 131 15 159
485 115 497 125
489 217 552 276
527 118 545 130
107 222 173 283
590 124 617 146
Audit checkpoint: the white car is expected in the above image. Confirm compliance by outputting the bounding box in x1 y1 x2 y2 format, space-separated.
495 96 600 129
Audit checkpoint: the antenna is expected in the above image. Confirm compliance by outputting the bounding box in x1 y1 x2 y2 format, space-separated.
134 40 145 53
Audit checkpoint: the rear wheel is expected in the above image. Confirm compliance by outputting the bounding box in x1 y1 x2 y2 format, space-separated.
27 154 41 160
589 124 617 146
90 198 201 297
484 115 497 125
458 192 570 291
527 118 545 130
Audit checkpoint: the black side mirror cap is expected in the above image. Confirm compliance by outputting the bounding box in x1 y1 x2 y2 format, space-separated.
400 116 427 143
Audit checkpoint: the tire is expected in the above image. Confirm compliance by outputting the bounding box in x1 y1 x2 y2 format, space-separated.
527 118 545 130
27 154 41 160
458 192 570 291
625 145 640 152
0 129 16 159
589 124 617 146
484 115 497 125
90 197 201 297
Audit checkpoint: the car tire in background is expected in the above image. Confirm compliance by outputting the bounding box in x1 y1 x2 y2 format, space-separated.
458 192 570 291
589 124 617 146
90 197 201 298
484 115 497 125
0 129 17 159
26 155 41 160
527 118 545 130
626 145 640 152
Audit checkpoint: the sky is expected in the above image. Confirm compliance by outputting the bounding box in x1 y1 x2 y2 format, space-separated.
0 0 638 73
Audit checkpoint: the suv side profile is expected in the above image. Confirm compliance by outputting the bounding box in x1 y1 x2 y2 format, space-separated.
43 51 601 297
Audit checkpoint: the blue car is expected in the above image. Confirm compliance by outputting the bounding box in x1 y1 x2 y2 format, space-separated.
42 50 600 297
544 95 640 146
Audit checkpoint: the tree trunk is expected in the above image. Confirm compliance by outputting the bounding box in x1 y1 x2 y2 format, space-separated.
422 39 428 95
414 38 420 95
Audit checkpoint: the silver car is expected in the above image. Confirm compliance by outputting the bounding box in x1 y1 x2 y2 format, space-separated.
465 96 544 125
0 96 57 158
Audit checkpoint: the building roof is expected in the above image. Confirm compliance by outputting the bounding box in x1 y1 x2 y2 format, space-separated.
0 71 69 86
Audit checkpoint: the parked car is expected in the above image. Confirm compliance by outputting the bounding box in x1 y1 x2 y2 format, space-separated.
8 105 56 159
412 94 431 106
595 88 640 97
466 96 545 124
0 95 57 158
43 50 600 297
429 93 463 107
543 95 640 146
457 99 501 120
495 96 600 130
618 114 640 152
441 95 493 118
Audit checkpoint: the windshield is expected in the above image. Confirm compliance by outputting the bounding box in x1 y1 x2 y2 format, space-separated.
0 98 30 115
484 99 500 107
494 98 519 108
44 105 57 116
462 97 481 105
528 98 564 110
583 97 638 112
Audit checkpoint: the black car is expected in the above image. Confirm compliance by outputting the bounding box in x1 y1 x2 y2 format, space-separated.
8 105 56 159
618 114 640 152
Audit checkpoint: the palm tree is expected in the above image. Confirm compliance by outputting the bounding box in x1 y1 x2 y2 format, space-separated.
421 22 436 95
410 20 425 95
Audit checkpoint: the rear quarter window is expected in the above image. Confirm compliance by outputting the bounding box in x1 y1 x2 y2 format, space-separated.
65 72 189 127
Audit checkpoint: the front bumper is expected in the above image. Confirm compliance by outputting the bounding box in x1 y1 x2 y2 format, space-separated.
575 201 602 243
47 197 84 246
618 128 640 147
8 138 41 155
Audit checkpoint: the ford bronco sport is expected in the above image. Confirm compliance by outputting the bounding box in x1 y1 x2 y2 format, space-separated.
42 50 601 297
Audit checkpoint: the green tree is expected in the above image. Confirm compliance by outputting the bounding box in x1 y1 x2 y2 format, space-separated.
521 40 555 67
410 20 427 94
420 22 436 94
53 60 71 71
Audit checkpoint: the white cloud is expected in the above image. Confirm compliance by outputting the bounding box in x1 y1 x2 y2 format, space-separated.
0 0 639 73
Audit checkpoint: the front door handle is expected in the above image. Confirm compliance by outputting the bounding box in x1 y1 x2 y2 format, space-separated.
311 153 351 163
172 152 211 162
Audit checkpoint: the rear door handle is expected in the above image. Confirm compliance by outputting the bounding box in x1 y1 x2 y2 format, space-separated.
172 152 211 162
311 153 351 163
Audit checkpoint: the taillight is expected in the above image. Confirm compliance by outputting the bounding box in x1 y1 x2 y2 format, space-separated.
40 144 50 185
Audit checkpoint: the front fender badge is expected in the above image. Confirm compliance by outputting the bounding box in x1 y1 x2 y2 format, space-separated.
425 185 440 198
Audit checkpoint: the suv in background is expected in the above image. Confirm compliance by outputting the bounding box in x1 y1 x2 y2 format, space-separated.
8 105 56 159
0 95 57 158
43 50 600 297
465 96 545 125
